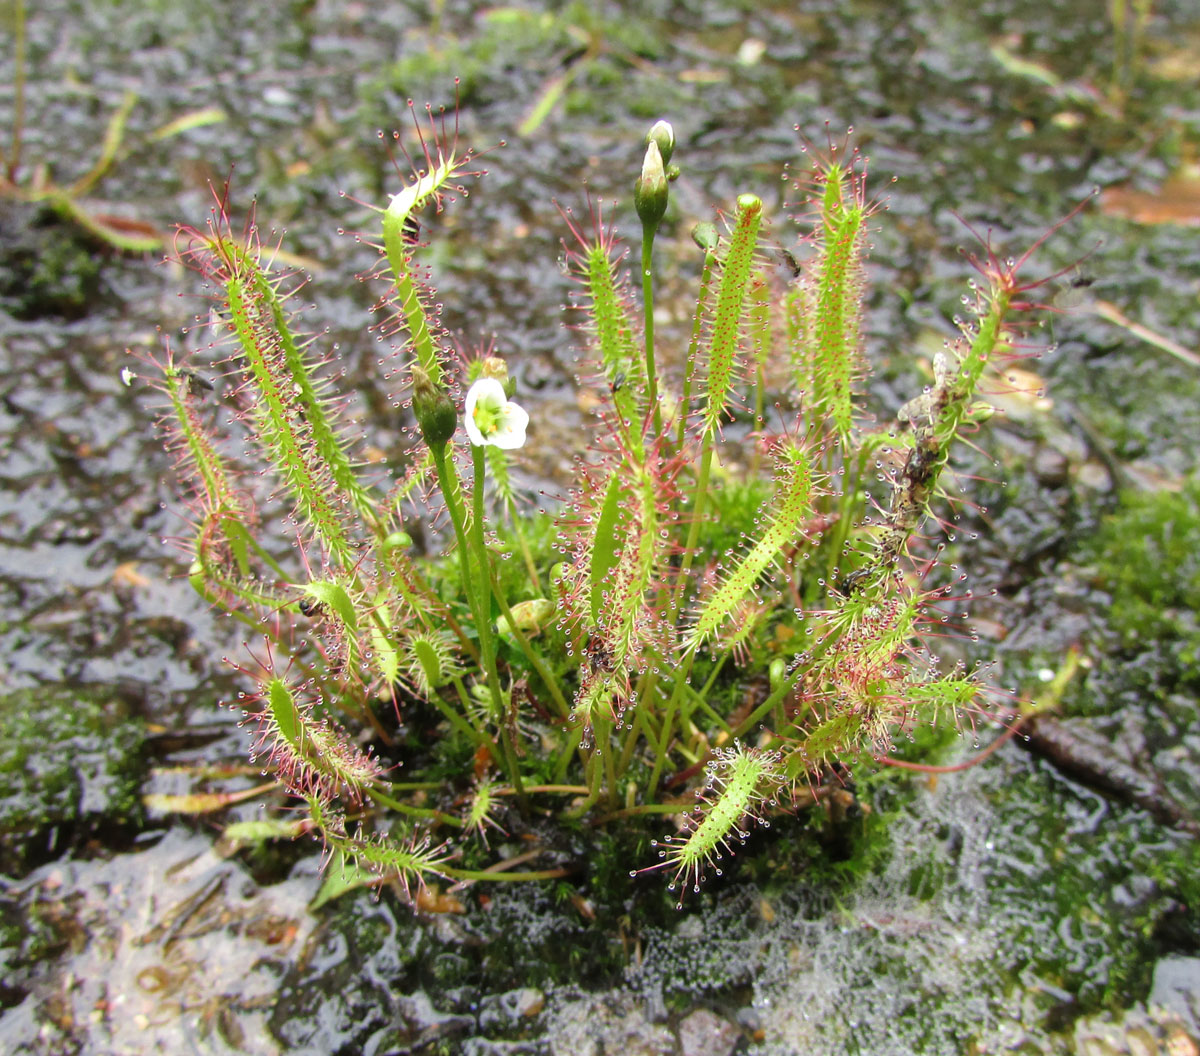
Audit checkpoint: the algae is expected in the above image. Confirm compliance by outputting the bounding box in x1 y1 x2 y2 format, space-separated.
0 685 144 874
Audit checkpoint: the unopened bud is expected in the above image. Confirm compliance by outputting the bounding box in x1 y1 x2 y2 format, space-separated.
634 140 669 229
411 364 457 450
496 598 555 637
967 400 996 423
646 120 675 166
383 530 413 552
188 559 206 594
478 355 515 398
692 221 719 253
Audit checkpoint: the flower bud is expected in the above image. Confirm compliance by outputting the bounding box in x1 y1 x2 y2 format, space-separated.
188 559 206 594
769 656 787 693
479 356 508 383
496 598 555 637
411 364 457 450
479 355 515 398
967 400 996 423
692 221 719 253
634 140 669 229
383 530 413 552
646 120 675 166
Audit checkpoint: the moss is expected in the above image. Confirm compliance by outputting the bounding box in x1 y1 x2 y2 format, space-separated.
981 759 1199 1010
0 685 145 874
1059 473 1200 725
1084 473 1200 647
701 477 774 559
0 203 106 320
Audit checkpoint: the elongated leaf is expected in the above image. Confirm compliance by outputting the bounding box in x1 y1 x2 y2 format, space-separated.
303 580 359 636
310 850 380 910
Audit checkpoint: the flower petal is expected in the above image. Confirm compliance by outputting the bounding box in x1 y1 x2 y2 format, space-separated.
489 402 529 450
462 377 528 449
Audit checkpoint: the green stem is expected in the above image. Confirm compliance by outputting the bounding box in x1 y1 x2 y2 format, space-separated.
590 802 691 824
682 652 730 736
441 865 570 883
602 719 619 810
431 682 493 753
471 445 527 805
825 442 872 586
471 445 495 652
374 781 444 792
366 785 464 827
670 437 715 622
505 502 542 594
616 706 644 777
646 656 694 795
553 725 584 785
494 784 590 796
430 443 525 800
7 0 25 182
430 445 480 636
566 744 605 819
677 246 719 451
641 228 664 438
729 668 803 742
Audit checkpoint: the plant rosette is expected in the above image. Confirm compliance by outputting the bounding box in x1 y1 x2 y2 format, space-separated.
464 377 529 449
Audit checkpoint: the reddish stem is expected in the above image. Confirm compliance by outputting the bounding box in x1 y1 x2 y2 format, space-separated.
876 720 1023 774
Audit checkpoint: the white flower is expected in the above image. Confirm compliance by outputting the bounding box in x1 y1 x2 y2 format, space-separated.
463 378 529 449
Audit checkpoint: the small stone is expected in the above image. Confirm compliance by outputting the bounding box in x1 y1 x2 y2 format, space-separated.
1167 1027 1200 1056
1076 459 1113 492
735 1006 763 1034
1152 956 1200 1037
1032 445 1069 487
1077 1036 1119 1056
1124 1025 1159 1056
678 1008 740 1056
515 988 544 1018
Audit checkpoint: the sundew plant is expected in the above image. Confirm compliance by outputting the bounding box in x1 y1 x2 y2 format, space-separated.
146 104 1077 905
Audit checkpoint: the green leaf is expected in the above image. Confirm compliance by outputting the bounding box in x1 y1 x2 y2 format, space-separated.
590 472 628 625
143 782 275 815
268 678 303 746
310 850 380 910
303 580 359 636
217 817 309 855
369 596 401 685
149 106 226 141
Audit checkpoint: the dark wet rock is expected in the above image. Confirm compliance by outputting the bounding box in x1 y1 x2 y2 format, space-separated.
461 1038 550 1055
0 684 145 874
395 989 477 1046
518 353 561 392
2 0 1200 1053
735 1005 763 1034
1019 714 1200 836
0 828 316 1054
